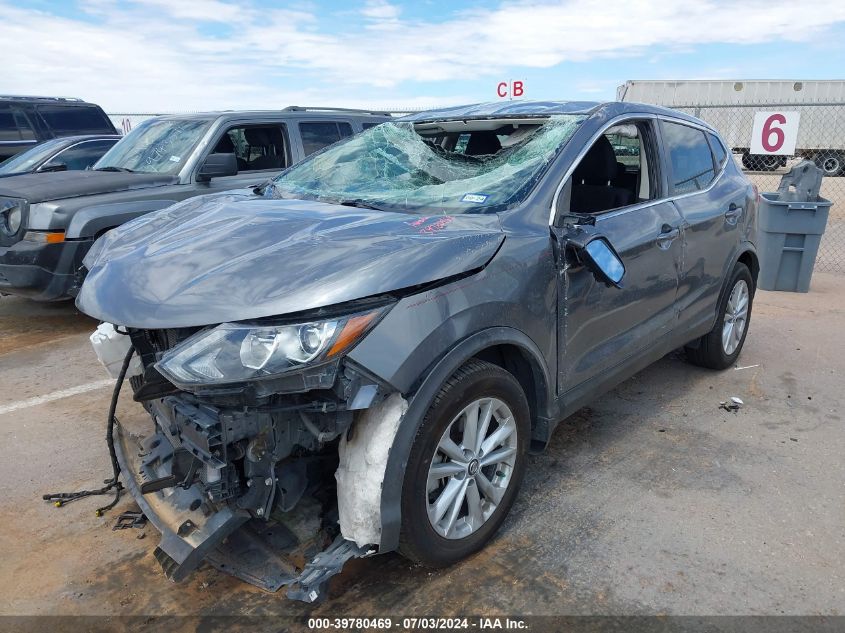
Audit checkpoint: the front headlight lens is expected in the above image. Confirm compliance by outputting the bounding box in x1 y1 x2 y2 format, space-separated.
156 307 385 386
0 198 25 235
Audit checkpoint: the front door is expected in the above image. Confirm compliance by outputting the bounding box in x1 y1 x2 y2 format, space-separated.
554 118 683 394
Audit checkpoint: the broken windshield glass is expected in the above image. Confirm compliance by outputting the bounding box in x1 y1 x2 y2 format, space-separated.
93 118 211 175
269 115 585 214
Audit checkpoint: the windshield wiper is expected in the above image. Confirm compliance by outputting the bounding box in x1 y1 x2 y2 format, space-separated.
338 199 383 211
95 166 136 173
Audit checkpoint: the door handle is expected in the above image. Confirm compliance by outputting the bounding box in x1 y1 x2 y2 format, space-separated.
725 203 744 225
656 225 680 249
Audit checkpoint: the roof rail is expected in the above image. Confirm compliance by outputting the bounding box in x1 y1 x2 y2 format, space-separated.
283 105 392 117
0 95 85 103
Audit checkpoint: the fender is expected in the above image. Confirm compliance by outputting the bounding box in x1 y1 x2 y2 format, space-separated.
65 199 179 239
377 326 552 553
708 240 759 331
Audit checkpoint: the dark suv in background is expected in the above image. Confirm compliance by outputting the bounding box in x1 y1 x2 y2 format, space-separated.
0 96 117 161
0 107 390 300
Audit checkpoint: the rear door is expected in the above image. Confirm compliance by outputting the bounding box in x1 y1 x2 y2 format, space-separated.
556 118 684 393
660 120 744 333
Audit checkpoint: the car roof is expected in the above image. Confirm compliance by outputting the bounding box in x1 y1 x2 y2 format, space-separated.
151 109 392 123
398 100 715 131
0 95 102 106
51 134 122 143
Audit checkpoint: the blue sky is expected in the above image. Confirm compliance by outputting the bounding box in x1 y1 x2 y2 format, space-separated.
2 0 845 112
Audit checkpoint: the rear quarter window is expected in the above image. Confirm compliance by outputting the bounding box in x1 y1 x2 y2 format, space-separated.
662 120 717 195
0 106 35 141
708 132 728 169
36 105 115 135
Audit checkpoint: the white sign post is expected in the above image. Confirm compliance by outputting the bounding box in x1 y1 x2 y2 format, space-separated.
750 111 801 155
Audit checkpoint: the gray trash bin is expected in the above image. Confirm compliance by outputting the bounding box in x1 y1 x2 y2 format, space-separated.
757 160 832 293
757 193 832 292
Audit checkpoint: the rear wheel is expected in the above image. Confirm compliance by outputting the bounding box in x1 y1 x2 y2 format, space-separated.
398 359 529 567
814 152 843 177
685 263 754 370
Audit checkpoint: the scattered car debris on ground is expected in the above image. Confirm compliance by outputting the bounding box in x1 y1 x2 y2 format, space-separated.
719 396 745 413
112 510 147 531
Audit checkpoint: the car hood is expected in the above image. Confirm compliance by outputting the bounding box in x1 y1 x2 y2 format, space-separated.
0 170 178 203
76 192 505 328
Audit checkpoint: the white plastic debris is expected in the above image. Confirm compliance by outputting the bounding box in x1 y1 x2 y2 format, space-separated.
335 392 408 547
90 323 143 379
719 396 744 413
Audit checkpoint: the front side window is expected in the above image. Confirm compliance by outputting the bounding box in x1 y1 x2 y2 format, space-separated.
93 118 212 174
46 139 117 171
568 120 657 214
212 125 289 173
299 121 354 156
36 105 114 135
662 121 717 195
271 115 584 214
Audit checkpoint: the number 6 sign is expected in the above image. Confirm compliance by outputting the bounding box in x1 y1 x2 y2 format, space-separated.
750 111 800 155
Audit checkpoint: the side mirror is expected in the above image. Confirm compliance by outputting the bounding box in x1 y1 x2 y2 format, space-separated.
197 153 238 181
39 161 67 173
565 228 626 288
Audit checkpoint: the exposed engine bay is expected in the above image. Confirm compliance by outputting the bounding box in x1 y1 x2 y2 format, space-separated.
105 323 402 602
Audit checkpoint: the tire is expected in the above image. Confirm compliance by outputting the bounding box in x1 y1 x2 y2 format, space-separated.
742 153 780 172
398 359 530 567
813 152 843 177
685 263 754 370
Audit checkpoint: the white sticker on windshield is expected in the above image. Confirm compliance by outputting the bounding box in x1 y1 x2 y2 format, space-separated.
169 155 181 162
461 193 488 204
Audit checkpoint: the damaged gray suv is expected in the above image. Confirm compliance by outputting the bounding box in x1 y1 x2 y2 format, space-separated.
76 101 759 601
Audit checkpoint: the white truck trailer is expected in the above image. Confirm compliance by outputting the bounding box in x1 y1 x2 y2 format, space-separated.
617 80 845 175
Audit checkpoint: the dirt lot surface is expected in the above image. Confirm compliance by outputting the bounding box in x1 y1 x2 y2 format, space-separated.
1 275 843 628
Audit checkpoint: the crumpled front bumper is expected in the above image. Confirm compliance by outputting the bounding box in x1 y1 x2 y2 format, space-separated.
113 421 248 580
113 418 370 602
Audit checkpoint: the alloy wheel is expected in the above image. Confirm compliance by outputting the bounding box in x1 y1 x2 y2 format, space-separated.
722 279 749 355
426 397 518 540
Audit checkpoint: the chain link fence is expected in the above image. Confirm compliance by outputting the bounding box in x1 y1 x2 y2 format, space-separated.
671 102 845 274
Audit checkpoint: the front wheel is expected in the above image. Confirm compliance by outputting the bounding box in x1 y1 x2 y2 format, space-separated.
398 360 529 567
685 263 754 370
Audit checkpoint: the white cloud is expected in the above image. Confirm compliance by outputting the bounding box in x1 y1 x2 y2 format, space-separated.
0 0 843 111
362 0 402 21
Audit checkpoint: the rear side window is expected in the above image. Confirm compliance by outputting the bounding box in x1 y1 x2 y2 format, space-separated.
662 121 716 195
0 107 18 141
708 132 728 169
0 106 35 141
299 121 353 156
36 105 114 135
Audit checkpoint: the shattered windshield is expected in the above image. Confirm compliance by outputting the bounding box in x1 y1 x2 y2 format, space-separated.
269 115 585 213
92 118 211 174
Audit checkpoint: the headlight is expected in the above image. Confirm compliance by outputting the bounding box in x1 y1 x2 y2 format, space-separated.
0 198 25 235
156 307 387 386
